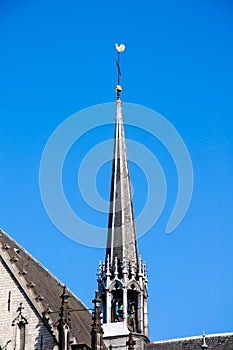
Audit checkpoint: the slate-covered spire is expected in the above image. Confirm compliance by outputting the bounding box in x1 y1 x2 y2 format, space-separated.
105 50 138 269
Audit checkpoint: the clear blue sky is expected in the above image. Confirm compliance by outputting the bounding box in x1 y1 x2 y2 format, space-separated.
1 0 233 342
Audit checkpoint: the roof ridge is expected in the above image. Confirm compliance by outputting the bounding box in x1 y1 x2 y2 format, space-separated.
152 332 233 344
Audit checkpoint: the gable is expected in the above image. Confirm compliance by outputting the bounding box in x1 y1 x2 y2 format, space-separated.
0 257 57 350
0 229 92 347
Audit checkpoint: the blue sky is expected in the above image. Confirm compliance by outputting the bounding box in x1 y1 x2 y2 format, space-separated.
1 0 233 341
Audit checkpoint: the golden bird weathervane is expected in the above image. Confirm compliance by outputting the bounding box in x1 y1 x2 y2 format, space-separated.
115 43 125 99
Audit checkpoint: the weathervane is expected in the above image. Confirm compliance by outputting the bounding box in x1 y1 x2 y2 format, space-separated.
115 43 125 99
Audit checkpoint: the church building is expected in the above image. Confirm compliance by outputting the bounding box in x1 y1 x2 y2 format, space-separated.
1 45 233 350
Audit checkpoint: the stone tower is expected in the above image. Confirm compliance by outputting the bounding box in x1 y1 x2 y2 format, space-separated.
97 45 149 350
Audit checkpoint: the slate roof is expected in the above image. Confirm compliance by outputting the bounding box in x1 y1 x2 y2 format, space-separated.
0 228 92 346
147 333 233 350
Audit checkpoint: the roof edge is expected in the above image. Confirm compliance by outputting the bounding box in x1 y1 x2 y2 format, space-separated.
0 228 92 342
152 332 233 344
0 228 90 315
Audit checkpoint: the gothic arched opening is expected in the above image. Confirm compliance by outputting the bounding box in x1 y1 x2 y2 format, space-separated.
127 288 138 332
111 288 123 323
100 293 107 323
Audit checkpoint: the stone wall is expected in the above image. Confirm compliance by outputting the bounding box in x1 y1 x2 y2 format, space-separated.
0 258 57 350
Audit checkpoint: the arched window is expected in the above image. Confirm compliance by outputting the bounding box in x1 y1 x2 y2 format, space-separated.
111 291 123 322
110 283 123 322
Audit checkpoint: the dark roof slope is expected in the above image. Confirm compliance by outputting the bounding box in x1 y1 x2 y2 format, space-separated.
147 333 233 350
0 228 92 346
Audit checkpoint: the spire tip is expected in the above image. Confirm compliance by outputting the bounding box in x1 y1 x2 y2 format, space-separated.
115 43 125 53
115 43 125 99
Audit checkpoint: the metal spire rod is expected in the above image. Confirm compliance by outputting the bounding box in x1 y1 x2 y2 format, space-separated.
116 51 121 85
115 43 125 99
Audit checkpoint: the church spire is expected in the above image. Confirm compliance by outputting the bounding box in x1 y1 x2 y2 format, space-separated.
106 43 138 269
97 46 149 348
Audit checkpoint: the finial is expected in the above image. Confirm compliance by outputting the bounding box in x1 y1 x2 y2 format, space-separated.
130 260 136 278
115 43 125 100
59 285 70 323
138 255 142 274
12 302 28 326
201 332 208 349
106 255 111 276
98 260 102 280
91 290 103 350
115 44 125 53
114 256 118 278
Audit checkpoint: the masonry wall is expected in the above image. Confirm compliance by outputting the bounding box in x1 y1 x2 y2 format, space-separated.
0 258 57 350
103 334 148 350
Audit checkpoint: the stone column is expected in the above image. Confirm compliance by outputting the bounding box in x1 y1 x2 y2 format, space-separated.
123 287 128 325
143 297 149 337
106 290 112 323
137 292 144 333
